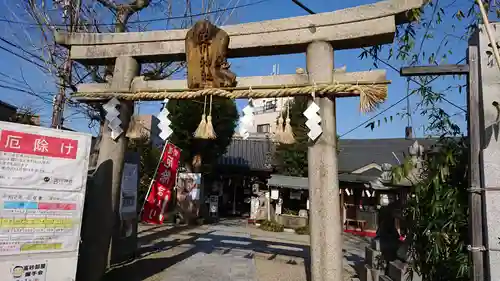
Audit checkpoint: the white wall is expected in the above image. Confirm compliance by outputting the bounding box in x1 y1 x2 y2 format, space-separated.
249 97 293 134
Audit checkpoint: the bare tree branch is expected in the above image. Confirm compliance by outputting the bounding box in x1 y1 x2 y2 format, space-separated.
96 0 118 11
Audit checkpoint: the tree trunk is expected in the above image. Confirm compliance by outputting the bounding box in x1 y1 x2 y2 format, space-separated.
78 2 151 281
90 0 151 167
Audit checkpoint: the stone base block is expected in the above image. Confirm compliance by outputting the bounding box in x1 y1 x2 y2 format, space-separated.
365 246 381 268
276 214 308 229
388 260 421 281
362 264 384 281
371 239 381 250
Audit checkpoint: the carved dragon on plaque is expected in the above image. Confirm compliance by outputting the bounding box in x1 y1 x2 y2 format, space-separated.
185 20 237 89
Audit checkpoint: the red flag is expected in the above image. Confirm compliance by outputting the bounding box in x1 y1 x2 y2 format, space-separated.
141 143 181 224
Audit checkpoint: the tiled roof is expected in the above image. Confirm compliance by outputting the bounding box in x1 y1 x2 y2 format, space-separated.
268 174 308 189
267 173 386 189
217 137 438 173
217 136 272 171
0 100 17 111
337 138 437 173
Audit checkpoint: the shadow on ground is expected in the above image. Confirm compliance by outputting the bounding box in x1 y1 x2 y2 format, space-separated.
102 226 312 281
137 223 198 247
103 221 369 281
345 251 365 280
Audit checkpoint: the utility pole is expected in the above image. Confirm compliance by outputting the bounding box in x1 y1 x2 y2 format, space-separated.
52 61 72 129
51 0 77 129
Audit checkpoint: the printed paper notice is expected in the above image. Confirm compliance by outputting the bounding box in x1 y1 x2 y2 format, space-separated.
0 189 83 256
120 163 138 216
0 123 91 191
10 260 47 281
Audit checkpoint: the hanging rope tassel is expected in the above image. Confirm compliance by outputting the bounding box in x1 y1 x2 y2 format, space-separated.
273 97 284 143
281 99 296 144
274 101 284 143
205 95 217 139
194 96 207 139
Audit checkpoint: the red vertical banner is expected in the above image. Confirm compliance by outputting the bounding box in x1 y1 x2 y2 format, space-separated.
141 143 181 224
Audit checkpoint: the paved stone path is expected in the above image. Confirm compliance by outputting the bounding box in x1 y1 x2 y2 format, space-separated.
104 219 368 281
160 227 257 281
164 251 256 281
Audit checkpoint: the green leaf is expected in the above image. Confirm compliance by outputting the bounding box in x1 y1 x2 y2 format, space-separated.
364 122 375 131
167 97 238 170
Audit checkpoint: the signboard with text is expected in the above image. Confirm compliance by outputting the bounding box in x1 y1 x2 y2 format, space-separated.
141 143 180 224
0 121 92 281
0 129 87 191
120 163 138 217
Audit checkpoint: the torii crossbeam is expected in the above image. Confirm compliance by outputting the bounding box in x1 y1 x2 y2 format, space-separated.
55 0 424 64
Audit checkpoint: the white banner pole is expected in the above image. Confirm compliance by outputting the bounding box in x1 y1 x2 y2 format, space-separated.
139 141 168 218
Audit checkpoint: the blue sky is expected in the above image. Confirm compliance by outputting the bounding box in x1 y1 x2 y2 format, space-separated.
0 0 470 139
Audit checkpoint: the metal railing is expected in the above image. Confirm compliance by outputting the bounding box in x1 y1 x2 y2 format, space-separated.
253 105 278 114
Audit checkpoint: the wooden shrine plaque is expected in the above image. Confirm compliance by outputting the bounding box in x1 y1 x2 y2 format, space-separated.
185 20 237 89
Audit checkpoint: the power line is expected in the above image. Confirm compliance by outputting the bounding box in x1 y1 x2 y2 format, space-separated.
0 83 52 104
0 37 47 63
339 59 465 137
289 0 466 138
0 49 90 114
0 43 48 70
291 0 315 14
339 92 414 138
0 72 31 88
0 80 91 122
0 0 271 27
0 40 95 122
367 52 466 113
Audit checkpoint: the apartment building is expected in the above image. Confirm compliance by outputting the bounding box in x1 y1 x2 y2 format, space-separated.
0 100 17 122
0 100 41 126
126 114 164 149
249 97 293 135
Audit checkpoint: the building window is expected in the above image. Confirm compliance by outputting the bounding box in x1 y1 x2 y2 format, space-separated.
264 101 276 111
257 124 270 133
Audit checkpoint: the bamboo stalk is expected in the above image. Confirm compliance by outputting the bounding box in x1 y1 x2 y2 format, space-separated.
476 0 500 73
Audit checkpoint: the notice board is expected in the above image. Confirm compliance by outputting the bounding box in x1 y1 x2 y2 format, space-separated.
0 121 91 281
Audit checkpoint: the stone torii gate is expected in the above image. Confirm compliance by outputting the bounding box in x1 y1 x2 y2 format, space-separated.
55 0 425 280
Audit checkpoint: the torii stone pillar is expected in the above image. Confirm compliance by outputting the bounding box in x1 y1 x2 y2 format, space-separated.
77 56 139 281
307 41 342 280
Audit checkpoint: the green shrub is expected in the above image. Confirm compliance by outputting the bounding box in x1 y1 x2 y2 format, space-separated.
294 225 309 235
258 220 284 232
283 208 298 216
394 139 470 280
